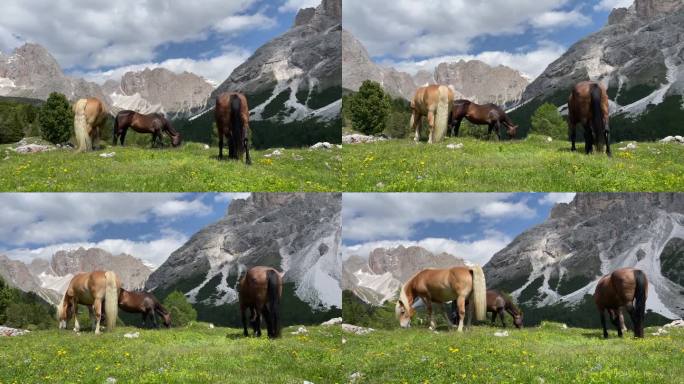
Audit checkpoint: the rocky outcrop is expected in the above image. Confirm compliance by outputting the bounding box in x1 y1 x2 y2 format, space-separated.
343 246 465 305
484 193 684 319
0 254 59 303
145 193 342 309
342 29 528 105
209 0 341 123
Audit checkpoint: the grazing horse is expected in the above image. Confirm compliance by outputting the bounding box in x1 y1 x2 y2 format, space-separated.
594 267 648 338
238 266 283 338
215 92 251 164
448 100 517 140
113 110 181 147
410 85 454 144
395 265 486 332
57 271 121 334
118 289 171 328
452 290 523 328
568 81 611 156
73 98 108 152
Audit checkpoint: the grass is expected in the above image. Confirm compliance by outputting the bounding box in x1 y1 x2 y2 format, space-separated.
340 322 684 383
0 323 345 384
341 135 684 191
0 140 341 192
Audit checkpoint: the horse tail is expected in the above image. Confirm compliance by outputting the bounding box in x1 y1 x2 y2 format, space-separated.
73 99 90 152
633 269 647 338
104 271 119 331
470 265 487 322
433 85 450 142
266 269 281 338
590 83 606 151
230 94 244 156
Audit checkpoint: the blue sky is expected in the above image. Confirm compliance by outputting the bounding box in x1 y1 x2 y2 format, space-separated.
343 0 633 79
0 0 321 85
0 193 250 266
342 193 576 265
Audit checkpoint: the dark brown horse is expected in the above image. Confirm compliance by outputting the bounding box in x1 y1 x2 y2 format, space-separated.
113 110 181 147
452 290 523 328
448 100 517 140
568 81 611 156
118 289 171 328
594 267 648 338
215 92 251 164
238 266 282 338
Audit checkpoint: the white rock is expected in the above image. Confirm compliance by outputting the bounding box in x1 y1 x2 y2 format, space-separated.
664 319 684 328
446 143 464 149
341 338 347 344
14 144 53 153
203 144 210 149
291 326 308 335
105 378 117 384
123 332 140 339
494 331 509 337
341 324 374 335
208 323 215 329
310 142 332 150
349 372 363 383
342 134 387 144
321 317 342 326
618 142 637 151
0 326 30 336
99 152 116 158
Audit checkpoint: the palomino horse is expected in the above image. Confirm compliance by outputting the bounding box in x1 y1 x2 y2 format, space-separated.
410 85 454 144
215 92 251 164
452 290 523 328
238 266 283 338
113 110 181 147
118 289 171 328
594 267 648 338
73 98 108 152
58 271 121 334
568 81 611 156
448 100 517 140
396 266 486 332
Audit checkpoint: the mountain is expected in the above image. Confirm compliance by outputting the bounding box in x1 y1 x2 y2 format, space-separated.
0 43 214 119
0 247 152 305
106 68 213 119
512 0 684 140
145 193 342 326
0 43 108 103
484 193 684 325
342 246 465 305
208 0 341 123
342 29 528 105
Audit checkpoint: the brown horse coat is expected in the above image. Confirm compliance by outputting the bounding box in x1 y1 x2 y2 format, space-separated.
58 271 121 334
453 289 523 328
568 81 611 155
449 100 517 140
410 85 454 143
113 110 181 147
396 266 486 332
73 98 108 152
215 92 251 164
594 267 648 338
118 289 171 328
238 266 283 338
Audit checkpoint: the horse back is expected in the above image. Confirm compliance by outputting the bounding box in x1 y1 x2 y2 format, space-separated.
239 266 279 306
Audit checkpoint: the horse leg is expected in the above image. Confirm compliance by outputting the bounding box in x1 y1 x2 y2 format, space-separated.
218 132 224 160
88 306 97 331
151 310 159 329
427 111 435 144
425 298 436 330
255 309 262 337
604 121 611 157
487 123 494 140
411 112 422 142
240 304 248 337
93 299 102 334
569 122 577 151
615 309 624 338
73 301 80 332
456 296 466 332
584 124 593 154
120 127 128 146
453 118 462 137
600 309 608 338
494 121 502 141
491 311 497 325
499 308 506 328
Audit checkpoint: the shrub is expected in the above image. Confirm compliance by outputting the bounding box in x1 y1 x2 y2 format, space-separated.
39 92 73 144
163 291 197 327
0 110 24 144
347 80 391 135
530 103 567 140
4 302 53 329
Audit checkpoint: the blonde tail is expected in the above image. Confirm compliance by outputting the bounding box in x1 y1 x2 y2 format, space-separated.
73 99 91 152
433 85 449 142
470 265 486 322
104 271 119 331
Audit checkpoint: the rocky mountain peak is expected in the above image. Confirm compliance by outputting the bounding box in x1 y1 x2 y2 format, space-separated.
635 0 684 20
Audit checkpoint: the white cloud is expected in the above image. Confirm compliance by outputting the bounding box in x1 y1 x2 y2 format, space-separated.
343 231 511 266
594 0 633 11
530 10 591 28
73 45 252 86
342 193 534 241
4 231 188 268
152 198 212 218
478 201 536 219
214 193 251 203
0 0 269 69
0 193 204 246
384 40 566 80
539 193 576 205
279 0 321 13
